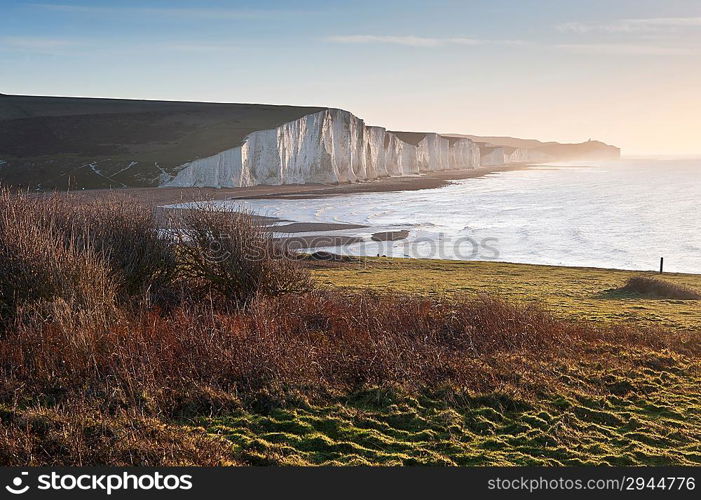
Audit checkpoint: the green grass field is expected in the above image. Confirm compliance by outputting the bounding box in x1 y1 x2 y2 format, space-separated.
313 259 701 331
179 259 700 466
195 365 701 465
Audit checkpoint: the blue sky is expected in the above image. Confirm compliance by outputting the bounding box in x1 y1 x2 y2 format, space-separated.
1 0 700 154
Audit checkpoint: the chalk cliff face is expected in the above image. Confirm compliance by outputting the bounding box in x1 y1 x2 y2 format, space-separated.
164 109 480 188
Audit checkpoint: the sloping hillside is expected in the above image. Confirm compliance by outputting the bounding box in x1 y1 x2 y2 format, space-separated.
0 94 323 189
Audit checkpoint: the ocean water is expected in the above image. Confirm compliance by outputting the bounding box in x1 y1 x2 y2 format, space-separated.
187 159 701 274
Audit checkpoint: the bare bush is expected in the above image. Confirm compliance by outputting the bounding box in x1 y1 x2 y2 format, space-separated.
174 205 311 305
0 189 116 325
1 189 177 306
49 195 178 297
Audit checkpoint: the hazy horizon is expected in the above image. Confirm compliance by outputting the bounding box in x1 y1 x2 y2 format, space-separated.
2 0 700 155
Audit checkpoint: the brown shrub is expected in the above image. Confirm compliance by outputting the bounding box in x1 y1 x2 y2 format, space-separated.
47 194 178 297
174 205 311 305
0 189 116 325
2 288 694 418
620 276 701 300
0 188 177 313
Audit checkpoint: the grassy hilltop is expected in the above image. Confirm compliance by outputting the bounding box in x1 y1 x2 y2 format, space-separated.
0 190 698 466
0 94 322 189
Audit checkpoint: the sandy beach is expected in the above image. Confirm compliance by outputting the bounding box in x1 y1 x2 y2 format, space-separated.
68 163 533 239
71 163 532 207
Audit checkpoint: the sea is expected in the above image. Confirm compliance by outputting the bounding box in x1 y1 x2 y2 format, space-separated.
188 159 701 274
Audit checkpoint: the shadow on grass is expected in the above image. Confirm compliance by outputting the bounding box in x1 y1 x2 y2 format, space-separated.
597 276 701 301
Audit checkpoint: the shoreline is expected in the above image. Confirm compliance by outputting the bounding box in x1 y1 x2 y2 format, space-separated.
150 163 532 237
71 163 533 207
228 163 531 200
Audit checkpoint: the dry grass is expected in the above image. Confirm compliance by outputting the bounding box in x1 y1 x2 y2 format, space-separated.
0 189 698 465
1 285 697 465
0 190 117 325
2 290 696 414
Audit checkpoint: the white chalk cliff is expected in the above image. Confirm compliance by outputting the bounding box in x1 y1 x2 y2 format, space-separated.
162 108 483 188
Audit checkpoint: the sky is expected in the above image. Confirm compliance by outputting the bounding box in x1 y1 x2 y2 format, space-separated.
1 0 700 155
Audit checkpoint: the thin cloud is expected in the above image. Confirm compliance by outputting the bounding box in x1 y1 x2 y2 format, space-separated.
163 42 242 53
0 36 244 56
558 17 701 33
555 43 697 56
326 35 526 47
0 36 79 53
30 3 308 20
